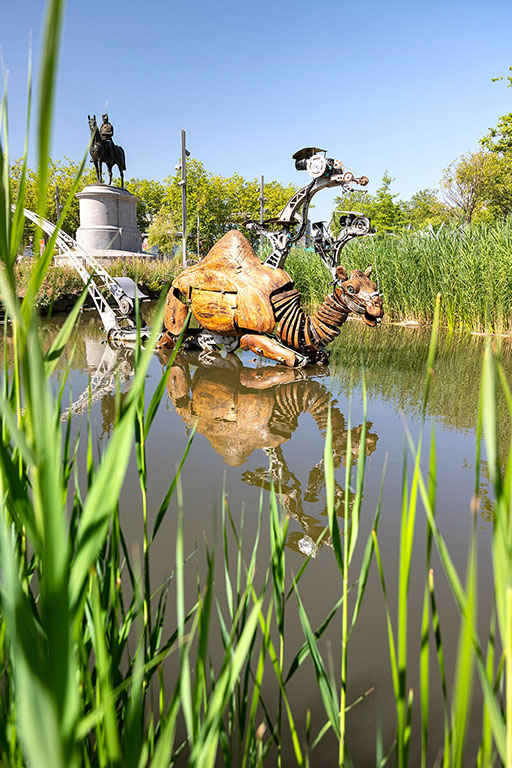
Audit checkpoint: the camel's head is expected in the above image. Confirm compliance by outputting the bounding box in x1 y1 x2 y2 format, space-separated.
334 265 383 326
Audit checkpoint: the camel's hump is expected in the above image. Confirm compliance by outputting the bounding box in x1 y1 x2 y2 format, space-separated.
174 229 291 296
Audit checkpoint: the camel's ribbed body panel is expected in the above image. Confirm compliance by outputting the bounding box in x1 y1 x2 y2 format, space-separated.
160 229 383 367
271 288 349 351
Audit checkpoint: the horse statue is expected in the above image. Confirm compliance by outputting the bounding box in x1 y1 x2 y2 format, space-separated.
87 114 126 187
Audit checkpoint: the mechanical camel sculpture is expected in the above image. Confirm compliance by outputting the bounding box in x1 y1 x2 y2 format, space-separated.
159 148 384 366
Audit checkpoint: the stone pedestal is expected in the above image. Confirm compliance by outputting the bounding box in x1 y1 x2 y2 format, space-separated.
76 184 142 254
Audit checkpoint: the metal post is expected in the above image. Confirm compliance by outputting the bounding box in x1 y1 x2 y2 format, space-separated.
55 185 61 222
55 185 61 255
259 175 264 256
197 214 200 259
180 129 187 267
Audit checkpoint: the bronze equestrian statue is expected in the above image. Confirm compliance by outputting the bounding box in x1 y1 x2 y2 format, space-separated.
88 114 126 187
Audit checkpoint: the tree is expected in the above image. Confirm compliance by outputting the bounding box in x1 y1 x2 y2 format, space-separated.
331 189 374 235
334 172 404 233
401 188 451 229
477 70 512 218
371 171 404 231
124 178 166 231
159 159 298 253
480 113 512 155
441 150 512 223
491 65 512 88
10 157 96 245
480 155 512 219
441 151 493 223
147 208 179 255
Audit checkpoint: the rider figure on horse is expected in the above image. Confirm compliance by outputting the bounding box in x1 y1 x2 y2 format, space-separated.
100 114 114 165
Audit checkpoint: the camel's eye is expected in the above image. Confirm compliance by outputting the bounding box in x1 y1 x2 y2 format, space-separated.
347 286 355 294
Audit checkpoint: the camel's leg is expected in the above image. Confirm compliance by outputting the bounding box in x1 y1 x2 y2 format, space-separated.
119 167 124 187
157 290 189 349
108 164 113 185
240 334 309 367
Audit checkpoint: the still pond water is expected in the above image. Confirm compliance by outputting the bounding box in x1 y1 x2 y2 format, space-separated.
45 310 512 765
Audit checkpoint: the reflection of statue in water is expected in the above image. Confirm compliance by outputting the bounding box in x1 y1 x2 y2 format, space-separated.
161 350 378 556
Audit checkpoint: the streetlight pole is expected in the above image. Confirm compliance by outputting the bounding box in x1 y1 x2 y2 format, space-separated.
55 185 61 222
259 174 265 257
180 129 188 267
55 185 61 255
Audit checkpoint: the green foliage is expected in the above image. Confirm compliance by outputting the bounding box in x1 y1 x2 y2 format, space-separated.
491 64 512 88
333 172 405 234
4 4 512 766
331 188 372 234
9 158 297 259
147 207 179 255
287 220 512 332
441 150 512 223
159 158 297 253
371 171 404 231
11 257 182 307
481 112 512 155
401 188 451 229
10 156 96 244
125 177 166 231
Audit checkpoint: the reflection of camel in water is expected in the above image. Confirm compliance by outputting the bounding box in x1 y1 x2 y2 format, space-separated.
161 350 378 556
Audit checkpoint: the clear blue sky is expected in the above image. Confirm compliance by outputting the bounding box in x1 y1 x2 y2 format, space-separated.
2 0 512 220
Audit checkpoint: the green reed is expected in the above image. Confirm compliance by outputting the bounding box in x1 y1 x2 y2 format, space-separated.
286 221 512 333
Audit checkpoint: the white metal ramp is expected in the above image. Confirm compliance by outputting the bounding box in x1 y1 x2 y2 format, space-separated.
19 207 153 342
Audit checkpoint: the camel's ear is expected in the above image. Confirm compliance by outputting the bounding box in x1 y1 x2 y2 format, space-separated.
364 265 373 277
93 114 96 121
88 114 90 120
336 265 347 281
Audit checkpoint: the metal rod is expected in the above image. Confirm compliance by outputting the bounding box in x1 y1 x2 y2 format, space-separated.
197 214 200 259
259 174 264 256
181 129 187 267
55 185 61 222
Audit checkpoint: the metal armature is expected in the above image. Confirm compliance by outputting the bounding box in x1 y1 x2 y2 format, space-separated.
245 147 370 270
311 212 374 279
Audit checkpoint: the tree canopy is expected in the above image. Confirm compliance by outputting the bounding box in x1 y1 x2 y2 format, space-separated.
10 156 297 254
154 159 297 254
333 173 451 234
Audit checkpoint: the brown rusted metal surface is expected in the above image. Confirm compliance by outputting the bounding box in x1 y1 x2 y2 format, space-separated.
189 288 238 334
162 229 383 366
164 289 189 336
173 229 291 334
240 334 298 367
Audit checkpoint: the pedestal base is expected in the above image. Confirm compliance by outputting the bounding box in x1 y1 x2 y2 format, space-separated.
76 184 142 253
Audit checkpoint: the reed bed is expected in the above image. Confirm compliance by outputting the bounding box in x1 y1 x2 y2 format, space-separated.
2 1 512 765
11 256 182 309
287 221 512 333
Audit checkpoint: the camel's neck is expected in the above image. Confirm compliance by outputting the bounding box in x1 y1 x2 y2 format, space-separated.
308 290 349 346
272 287 350 351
